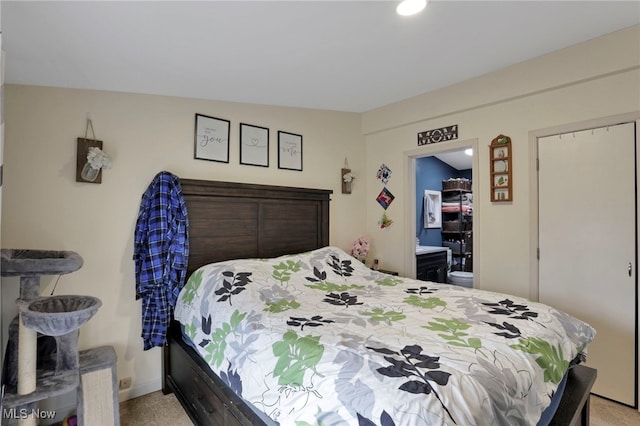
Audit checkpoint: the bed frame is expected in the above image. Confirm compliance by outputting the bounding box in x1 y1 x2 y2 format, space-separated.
161 178 596 426
162 179 331 425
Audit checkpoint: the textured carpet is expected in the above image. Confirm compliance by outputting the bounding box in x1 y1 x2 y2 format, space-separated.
119 391 191 426
120 391 640 425
591 395 640 426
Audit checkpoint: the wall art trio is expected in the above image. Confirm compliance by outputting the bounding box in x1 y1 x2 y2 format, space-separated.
194 113 302 171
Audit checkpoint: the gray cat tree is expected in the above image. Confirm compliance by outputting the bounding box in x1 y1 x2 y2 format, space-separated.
1 249 119 426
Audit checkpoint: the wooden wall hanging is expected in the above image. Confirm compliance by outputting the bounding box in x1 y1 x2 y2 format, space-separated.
76 117 103 183
490 134 512 202
76 138 103 184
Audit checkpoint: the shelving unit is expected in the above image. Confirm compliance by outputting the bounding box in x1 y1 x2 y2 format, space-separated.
441 179 473 272
490 134 512 202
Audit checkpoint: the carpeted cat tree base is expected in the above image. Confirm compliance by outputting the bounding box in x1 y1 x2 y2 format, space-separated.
2 345 120 426
1 249 119 425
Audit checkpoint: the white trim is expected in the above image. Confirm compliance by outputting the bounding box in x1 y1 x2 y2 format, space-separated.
529 111 640 411
636 118 640 413
404 138 479 285
117 376 162 402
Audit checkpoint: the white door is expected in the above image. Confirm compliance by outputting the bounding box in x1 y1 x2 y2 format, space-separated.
538 123 637 406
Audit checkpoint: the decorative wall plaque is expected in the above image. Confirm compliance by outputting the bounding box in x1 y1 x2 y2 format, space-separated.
490 134 512 202
418 125 458 146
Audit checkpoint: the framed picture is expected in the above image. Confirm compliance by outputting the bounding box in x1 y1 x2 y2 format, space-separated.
278 131 303 171
194 113 230 163
424 189 442 228
376 187 395 210
240 123 269 167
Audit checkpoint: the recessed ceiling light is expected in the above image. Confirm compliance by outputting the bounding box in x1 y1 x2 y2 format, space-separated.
465 148 473 156
396 0 428 16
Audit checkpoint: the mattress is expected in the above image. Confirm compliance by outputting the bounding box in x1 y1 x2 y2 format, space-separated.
174 247 595 425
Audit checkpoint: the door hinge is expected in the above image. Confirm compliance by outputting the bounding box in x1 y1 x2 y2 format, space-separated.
537 248 540 260
536 158 539 171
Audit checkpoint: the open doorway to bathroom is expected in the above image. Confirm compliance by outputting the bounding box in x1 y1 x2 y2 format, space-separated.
404 139 478 287
416 150 473 286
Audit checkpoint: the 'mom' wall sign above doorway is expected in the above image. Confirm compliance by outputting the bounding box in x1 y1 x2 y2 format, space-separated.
417 124 458 146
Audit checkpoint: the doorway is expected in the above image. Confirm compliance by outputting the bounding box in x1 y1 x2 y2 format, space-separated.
537 122 638 407
404 139 479 282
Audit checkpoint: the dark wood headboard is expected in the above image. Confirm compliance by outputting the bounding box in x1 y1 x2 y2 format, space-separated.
180 179 332 276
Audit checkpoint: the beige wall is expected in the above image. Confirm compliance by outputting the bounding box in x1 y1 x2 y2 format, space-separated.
362 25 640 298
1 86 366 400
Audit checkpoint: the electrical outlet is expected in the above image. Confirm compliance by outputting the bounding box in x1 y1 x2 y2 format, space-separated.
119 377 132 390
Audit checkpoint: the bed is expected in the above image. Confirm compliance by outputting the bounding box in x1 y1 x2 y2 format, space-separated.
162 179 597 426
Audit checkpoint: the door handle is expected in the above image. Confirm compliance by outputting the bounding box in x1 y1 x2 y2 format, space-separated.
629 262 633 277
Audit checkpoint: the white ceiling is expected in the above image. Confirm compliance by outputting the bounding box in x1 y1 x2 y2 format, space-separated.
2 1 639 114
434 150 472 170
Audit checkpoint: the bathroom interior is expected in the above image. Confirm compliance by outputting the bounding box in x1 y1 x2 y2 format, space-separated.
415 149 473 288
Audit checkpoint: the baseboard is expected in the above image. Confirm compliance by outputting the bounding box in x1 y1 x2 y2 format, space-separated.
117 377 162 402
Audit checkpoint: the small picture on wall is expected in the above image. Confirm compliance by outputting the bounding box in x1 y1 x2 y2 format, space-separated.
376 163 392 184
240 123 269 167
376 187 395 210
424 190 442 228
194 113 230 163
493 146 508 159
278 131 303 171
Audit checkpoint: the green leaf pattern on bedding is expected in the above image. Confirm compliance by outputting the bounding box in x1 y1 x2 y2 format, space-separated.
272 330 325 387
424 318 483 352
272 260 302 284
374 276 403 287
305 281 364 293
174 247 596 426
265 299 301 313
510 337 570 384
183 322 197 340
180 268 203 305
360 308 406 325
202 310 247 367
403 294 447 310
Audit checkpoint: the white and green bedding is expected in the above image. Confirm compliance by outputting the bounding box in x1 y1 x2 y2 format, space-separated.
174 247 595 425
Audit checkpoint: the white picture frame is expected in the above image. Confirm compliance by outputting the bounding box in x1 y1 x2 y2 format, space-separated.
424 189 442 228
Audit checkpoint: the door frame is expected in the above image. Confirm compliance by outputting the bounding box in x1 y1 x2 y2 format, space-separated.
403 138 479 282
529 111 640 409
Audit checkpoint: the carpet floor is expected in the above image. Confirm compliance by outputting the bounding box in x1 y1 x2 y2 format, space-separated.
120 391 640 425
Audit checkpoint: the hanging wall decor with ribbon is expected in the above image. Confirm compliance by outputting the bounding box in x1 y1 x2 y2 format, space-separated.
76 116 111 183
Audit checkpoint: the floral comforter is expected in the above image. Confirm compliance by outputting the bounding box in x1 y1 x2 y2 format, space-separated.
174 247 595 426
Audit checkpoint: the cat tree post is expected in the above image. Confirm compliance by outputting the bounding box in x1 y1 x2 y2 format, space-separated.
17 322 36 393
17 275 42 426
17 313 37 426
